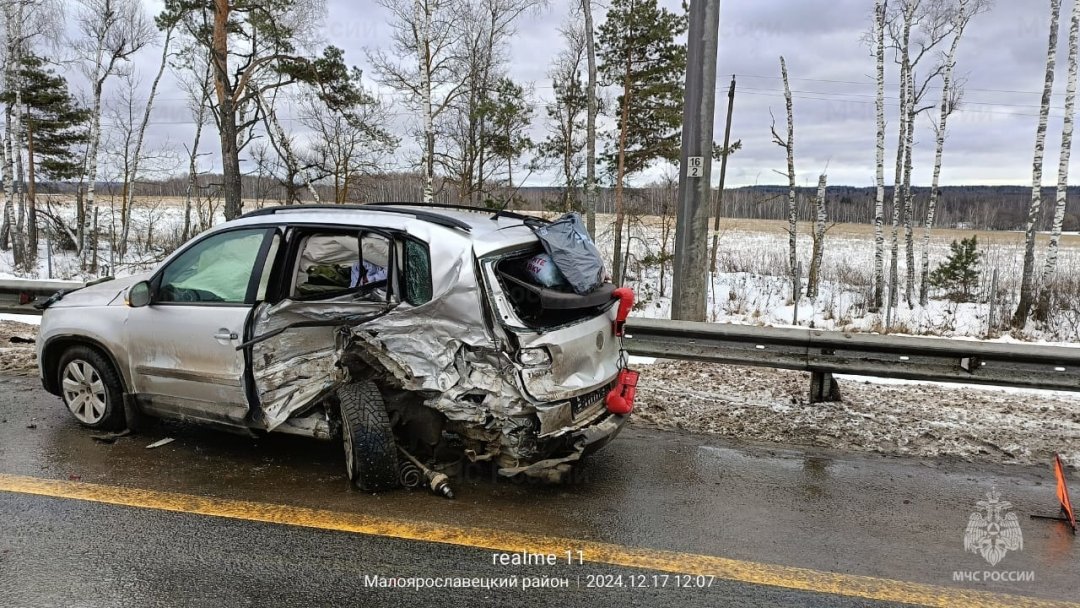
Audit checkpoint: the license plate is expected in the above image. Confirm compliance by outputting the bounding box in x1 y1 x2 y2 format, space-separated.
569 379 615 418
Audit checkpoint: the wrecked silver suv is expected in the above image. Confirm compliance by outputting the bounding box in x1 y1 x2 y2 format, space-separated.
36 204 638 495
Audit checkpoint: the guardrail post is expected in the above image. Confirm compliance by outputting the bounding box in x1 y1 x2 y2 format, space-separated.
809 371 842 403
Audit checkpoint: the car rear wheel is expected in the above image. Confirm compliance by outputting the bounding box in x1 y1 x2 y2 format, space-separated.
339 381 399 491
57 346 125 431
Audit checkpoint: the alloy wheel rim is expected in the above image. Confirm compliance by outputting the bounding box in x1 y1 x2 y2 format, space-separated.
62 360 107 424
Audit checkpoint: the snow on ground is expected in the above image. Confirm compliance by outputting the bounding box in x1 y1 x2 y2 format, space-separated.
0 320 38 376
632 359 1080 468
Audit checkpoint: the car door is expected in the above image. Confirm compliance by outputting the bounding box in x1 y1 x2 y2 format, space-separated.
246 227 399 430
126 226 278 426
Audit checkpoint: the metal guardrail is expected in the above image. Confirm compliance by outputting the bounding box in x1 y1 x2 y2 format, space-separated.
0 279 84 315
2 279 1078 401
623 318 1080 401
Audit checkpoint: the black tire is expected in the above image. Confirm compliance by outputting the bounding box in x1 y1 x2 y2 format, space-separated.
339 381 399 491
56 345 126 431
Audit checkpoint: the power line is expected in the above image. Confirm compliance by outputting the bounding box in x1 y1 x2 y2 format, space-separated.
730 73 1067 98
737 90 1066 119
738 85 1069 112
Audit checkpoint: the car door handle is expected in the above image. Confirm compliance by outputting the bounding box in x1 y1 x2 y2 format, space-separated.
214 330 239 341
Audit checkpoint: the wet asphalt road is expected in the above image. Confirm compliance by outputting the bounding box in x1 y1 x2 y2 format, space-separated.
0 372 1078 607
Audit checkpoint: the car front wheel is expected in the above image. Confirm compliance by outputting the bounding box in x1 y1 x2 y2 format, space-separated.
56 346 125 431
339 381 399 492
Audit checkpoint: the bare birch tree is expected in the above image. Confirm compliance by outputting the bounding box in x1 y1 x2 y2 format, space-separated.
806 173 828 300
886 0 958 306
1014 0 1063 328
770 56 797 289
1041 0 1079 300
75 0 154 271
0 0 27 271
119 23 171 261
918 0 988 306
301 89 397 204
178 58 212 241
886 1 915 311
902 66 917 306
370 0 467 203
872 0 887 311
254 87 323 205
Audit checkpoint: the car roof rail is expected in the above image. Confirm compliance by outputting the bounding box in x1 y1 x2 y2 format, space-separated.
239 203 474 232
372 201 549 224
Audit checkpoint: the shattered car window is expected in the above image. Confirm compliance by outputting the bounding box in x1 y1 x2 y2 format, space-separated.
403 239 432 305
158 229 267 304
293 233 393 299
293 234 360 297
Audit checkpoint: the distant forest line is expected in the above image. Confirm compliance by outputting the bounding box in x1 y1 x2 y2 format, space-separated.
30 174 1080 233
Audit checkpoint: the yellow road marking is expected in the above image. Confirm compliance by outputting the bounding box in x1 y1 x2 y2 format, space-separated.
0 473 1074 608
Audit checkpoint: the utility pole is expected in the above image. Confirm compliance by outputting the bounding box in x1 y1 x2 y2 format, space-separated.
671 0 721 321
709 75 736 274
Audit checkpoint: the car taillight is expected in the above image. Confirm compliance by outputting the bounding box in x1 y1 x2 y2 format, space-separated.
517 347 552 367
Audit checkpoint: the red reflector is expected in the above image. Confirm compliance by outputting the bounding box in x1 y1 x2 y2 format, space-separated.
612 287 634 337
605 368 640 415
1054 454 1077 532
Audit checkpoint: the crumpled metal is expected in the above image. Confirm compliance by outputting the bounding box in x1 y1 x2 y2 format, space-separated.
250 220 532 433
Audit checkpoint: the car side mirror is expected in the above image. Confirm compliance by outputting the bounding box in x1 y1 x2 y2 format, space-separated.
127 280 151 308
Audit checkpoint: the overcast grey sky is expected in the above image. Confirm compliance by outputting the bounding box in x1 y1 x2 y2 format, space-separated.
97 0 1071 188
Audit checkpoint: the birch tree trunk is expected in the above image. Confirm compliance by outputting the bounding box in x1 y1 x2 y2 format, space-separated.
2 3 27 271
806 173 828 300
415 0 435 203
82 28 107 272
1 109 19 268
12 89 29 272
872 0 887 311
888 8 913 314
902 68 916 307
920 0 975 306
1041 0 1079 299
780 56 797 287
183 122 204 240
582 0 598 237
1014 0 1062 328
183 67 211 240
120 26 172 261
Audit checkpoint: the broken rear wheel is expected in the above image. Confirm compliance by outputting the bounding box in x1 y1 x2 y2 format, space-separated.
339 380 400 491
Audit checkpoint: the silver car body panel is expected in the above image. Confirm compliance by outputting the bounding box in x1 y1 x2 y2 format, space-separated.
38 206 625 474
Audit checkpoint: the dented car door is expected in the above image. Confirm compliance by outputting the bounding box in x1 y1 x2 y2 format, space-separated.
246 228 398 429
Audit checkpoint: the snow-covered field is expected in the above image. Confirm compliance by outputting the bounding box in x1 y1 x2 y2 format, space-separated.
591 215 1080 344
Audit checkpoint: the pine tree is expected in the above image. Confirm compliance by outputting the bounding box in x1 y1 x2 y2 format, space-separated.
929 236 981 303
480 77 534 199
536 27 588 212
0 53 91 256
598 0 686 284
